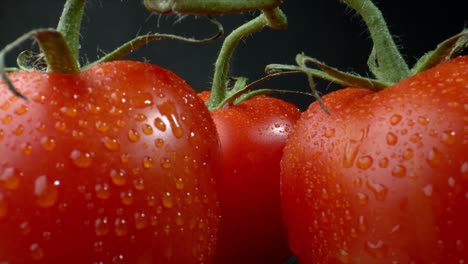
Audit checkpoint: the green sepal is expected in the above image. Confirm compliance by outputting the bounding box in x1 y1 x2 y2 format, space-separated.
411 29 468 74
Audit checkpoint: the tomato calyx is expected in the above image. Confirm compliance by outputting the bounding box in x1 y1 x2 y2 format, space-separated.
265 0 467 109
0 0 224 99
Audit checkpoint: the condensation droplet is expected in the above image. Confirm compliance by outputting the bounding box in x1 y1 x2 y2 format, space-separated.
390 114 402 125
120 190 134 205
94 240 104 252
448 177 456 188
102 136 120 151
175 178 184 190
161 158 173 169
175 211 184 226
110 169 127 186
2 115 12 124
142 124 154 135
356 156 373 169
29 243 44 261
13 124 24 135
365 240 388 259
427 147 442 167
158 102 184 138
358 215 367 232
417 116 430 126
379 157 389 168
134 211 148 230
95 217 111 236
155 138 164 148
343 141 359 168
391 165 407 177
34 175 59 208
154 117 167 132
0 193 7 218
441 131 456 145
422 184 433 197
366 181 388 201
1 167 22 190
21 142 33 156
403 148 414 160
134 113 147 122
132 178 145 191
95 120 110 133
54 121 66 132
324 128 335 138
161 192 174 209
120 153 130 164
60 106 77 117
114 217 128 236
40 136 57 151
20 221 32 235
15 104 28 115
70 150 93 168
128 129 140 142
112 254 126 264
95 183 111 200
356 192 369 205
386 132 398 145
143 156 154 169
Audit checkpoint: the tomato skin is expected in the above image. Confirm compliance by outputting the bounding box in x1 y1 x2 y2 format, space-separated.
0 61 220 264
199 92 300 263
280 56 468 263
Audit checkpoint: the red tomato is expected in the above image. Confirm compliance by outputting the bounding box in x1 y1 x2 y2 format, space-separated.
0 61 220 264
199 91 300 263
280 56 467 263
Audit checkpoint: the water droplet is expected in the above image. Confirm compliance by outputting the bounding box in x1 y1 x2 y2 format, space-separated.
120 153 130 164
175 178 184 190
95 120 110 133
60 106 77 117
410 133 423 143
54 121 67 132
21 142 33 156
161 192 174 208
391 165 407 177
417 116 430 126
95 183 111 200
128 129 140 142
358 215 367 232
1 167 22 190
441 131 456 145
13 124 24 135
95 217 111 236
14 104 28 115
356 156 373 169
343 141 359 168
158 102 184 138
110 169 127 186
365 240 388 258
112 254 125 264
134 211 148 230
70 150 93 168
40 136 57 151
1 101 10 110
114 217 128 236
389 114 402 125
154 117 167 132
386 132 398 145
2 115 12 124
161 158 173 169
132 178 145 191
29 243 44 261
142 124 153 135
324 128 335 138
403 148 414 160
102 136 120 151
155 138 164 148
94 240 104 252
34 175 59 208
366 181 388 201
356 192 369 205
19 221 32 235
427 147 442 167
143 156 154 169
448 177 456 188
132 92 153 108
175 211 185 226
422 184 433 197
134 113 147 122
120 190 134 205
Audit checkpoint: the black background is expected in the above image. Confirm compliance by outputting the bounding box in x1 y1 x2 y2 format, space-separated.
0 0 466 110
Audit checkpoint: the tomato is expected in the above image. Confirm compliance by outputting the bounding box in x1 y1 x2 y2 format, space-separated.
0 61 220 264
199 91 300 263
280 56 467 263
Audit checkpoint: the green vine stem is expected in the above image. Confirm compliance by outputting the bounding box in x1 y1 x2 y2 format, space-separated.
56 0 87 63
341 0 410 83
206 8 287 110
144 0 282 15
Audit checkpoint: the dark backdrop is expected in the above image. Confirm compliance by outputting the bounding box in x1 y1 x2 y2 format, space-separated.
1 0 466 110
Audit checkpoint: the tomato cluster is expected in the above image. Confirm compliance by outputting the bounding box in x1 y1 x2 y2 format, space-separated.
0 0 466 264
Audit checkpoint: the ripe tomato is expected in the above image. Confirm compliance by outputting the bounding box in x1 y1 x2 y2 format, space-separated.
199 91 300 263
280 56 467 263
0 61 220 264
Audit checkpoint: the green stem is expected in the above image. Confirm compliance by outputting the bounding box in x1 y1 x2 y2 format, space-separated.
206 14 269 110
261 7 288 30
35 30 81 73
56 0 86 64
342 0 410 83
144 0 282 15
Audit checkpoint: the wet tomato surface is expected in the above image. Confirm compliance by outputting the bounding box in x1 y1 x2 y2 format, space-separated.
280 56 468 263
0 61 220 264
